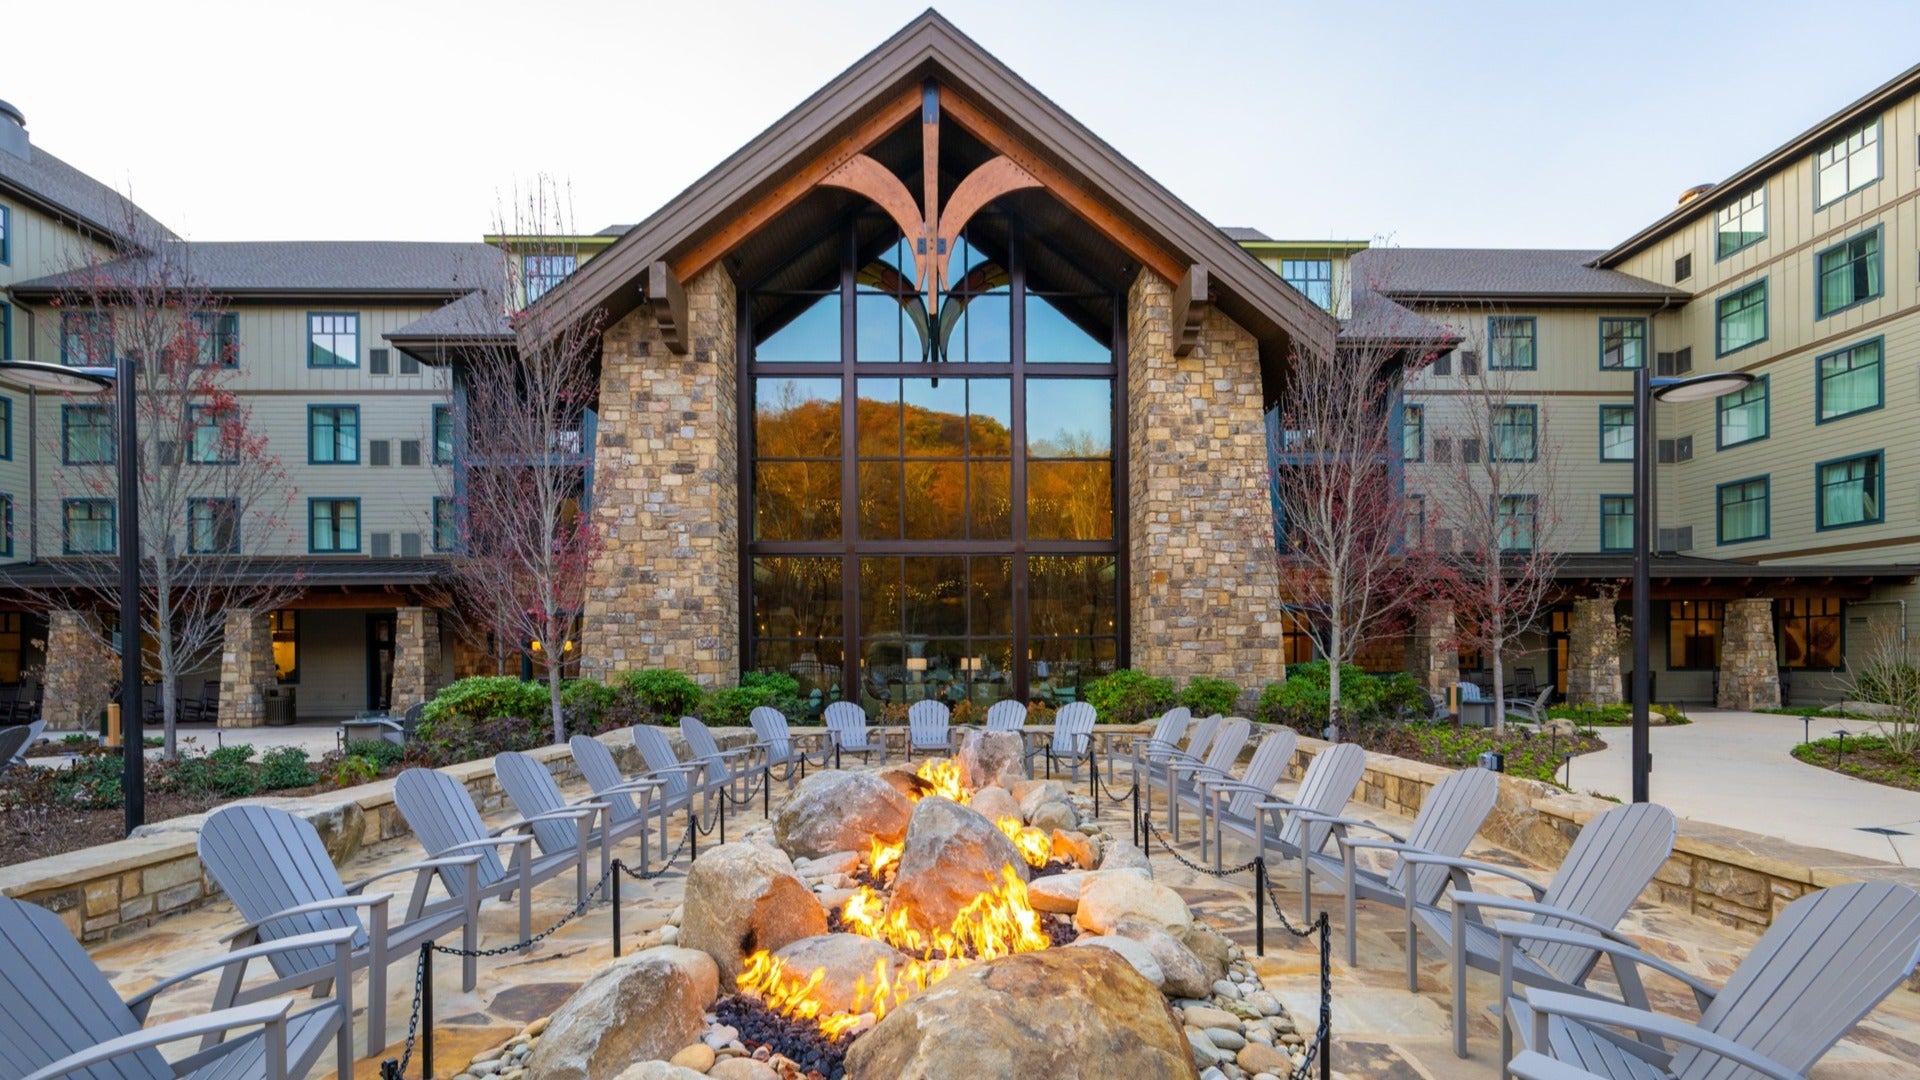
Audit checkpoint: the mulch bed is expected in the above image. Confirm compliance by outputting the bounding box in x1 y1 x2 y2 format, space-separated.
0 792 228 867
1792 735 1920 792
1346 721 1607 788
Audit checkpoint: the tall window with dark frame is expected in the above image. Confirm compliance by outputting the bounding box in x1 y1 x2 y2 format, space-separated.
1817 452 1882 529
1815 229 1881 317
62 404 113 464
189 404 236 464
1717 376 1768 447
1598 317 1645 369
1600 404 1634 462
523 254 578 304
309 498 360 552
432 404 455 464
1497 494 1537 551
60 311 113 367
1280 259 1333 310
63 498 115 554
308 405 359 464
188 498 240 554
1714 186 1766 258
1599 495 1632 552
1816 339 1881 421
193 311 239 367
307 312 358 368
1717 476 1769 543
1491 405 1536 461
1667 600 1723 669
1815 118 1880 206
1778 597 1843 669
1401 404 1423 462
1715 281 1767 355
1487 316 1535 370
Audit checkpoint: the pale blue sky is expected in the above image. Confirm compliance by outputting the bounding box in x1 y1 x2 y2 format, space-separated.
16 1 1920 249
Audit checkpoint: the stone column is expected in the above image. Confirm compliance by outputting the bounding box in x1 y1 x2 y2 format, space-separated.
1717 597 1780 710
1125 267 1284 688
1566 596 1623 706
216 609 274 727
43 609 111 731
391 606 440 713
582 264 740 685
1404 601 1459 695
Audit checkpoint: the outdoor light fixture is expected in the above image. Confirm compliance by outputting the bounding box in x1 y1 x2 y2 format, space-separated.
0 359 145 836
1629 368 1758 803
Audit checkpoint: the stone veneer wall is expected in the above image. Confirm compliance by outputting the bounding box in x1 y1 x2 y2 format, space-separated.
391 606 441 713
216 610 273 727
43 610 113 731
1404 602 1459 695
1125 267 1284 691
1717 597 1781 710
1565 596 1622 707
582 265 740 684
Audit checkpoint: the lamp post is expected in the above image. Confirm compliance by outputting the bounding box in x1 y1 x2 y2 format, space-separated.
0 358 144 834
1630 367 1755 803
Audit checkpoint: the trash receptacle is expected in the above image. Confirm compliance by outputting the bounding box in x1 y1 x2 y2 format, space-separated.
264 686 296 726
1477 750 1505 773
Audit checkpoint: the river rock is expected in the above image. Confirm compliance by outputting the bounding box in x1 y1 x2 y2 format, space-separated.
1098 839 1152 877
1179 924 1234 982
775 770 913 859
771 933 912 1013
613 1065 708 1080
1069 934 1165 988
525 946 718 1080
1237 1042 1293 1075
707 1061 779 1080
1027 870 1089 913
668 1044 714 1071
1075 870 1192 934
1109 916 1213 998
968 785 1022 824
959 730 1029 789
1012 779 1070 819
844 947 1198 1080
680 843 827 981
887 796 1028 935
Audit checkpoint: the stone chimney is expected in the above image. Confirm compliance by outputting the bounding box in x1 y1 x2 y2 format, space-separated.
0 98 27 161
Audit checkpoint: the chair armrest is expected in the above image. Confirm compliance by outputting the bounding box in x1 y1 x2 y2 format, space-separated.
494 806 597 834
350 853 485 892
646 763 703 774
431 835 537 860
1400 852 1548 898
1492 920 1717 1005
1341 838 1433 855
1291 811 1406 842
1506 1050 1610 1080
1523 989 1803 1080
602 777 667 795
1252 796 1305 812
220 893 396 942
1169 762 1221 777
1449 892 1628 939
21 999 295 1080
126 928 357 1011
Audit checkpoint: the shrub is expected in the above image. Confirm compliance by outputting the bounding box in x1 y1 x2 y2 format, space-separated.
1179 676 1240 717
329 754 379 788
620 669 707 718
421 676 549 728
561 678 617 725
1544 702 1690 726
1083 669 1175 724
702 670 807 727
1260 661 1373 725
342 739 407 770
260 747 315 790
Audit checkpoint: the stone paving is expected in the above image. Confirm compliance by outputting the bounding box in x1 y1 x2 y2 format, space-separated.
80 760 1920 1079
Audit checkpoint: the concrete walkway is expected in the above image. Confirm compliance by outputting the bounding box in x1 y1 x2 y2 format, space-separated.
1576 708 1920 865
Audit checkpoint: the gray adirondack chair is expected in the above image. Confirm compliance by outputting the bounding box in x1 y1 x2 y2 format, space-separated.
1292 765 1500 963
393 766 593 947
1512 881 1920 1080
199 803 479 1060
906 700 953 759
1507 1052 1608 1080
1137 711 1218 805
680 715 765 806
494 750 627 885
1188 724 1297 867
984 699 1028 732
1161 716 1252 841
0 896 355 1080
748 706 830 789
823 701 887 766
1400 801 1677 1058
569 735 670 871
1232 741 1370 907
1030 701 1098 780
0 725 27 768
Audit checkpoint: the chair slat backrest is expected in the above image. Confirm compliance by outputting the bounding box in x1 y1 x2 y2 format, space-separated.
1277 742 1367 852
0 897 163 1080
1677 882 1920 1080
680 715 730 780
630 725 690 799
909 701 950 746
0 727 27 768
984 700 1028 732
1388 766 1500 903
200 804 368 977
1225 727 1297 819
1054 701 1097 754
570 735 640 822
823 701 873 748
1149 707 1192 747
1529 802 1676 980
1200 717 1252 775
1180 713 1223 763
494 751 575 856
749 707 795 764
393 768 509 891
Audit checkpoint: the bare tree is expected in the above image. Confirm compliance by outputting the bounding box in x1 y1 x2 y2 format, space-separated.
35 215 300 756
440 179 604 744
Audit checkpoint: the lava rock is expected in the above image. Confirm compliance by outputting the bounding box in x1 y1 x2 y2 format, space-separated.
525 946 718 1080
771 933 912 1013
681 843 828 982
1075 870 1193 934
886 796 1028 935
1069 934 1165 988
844 947 1199 1079
775 770 913 860
1109 916 1214 998
967 785 1022 824
958 730 1029 789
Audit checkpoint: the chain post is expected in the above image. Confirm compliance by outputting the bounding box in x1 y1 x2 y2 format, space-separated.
1318 909 1332 1080
688 806 698 861
1131 777 1140 847
719 793 727 844
763 765 771 817
380 1062 399 1079
1091 741 1100 816
1255 857 1266 956
612 859 623 957
421 943 434 1080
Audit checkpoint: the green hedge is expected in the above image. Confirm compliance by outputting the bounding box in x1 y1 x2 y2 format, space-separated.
1258 661 1430 727
1178 676 1240 717
1083 669 1175 724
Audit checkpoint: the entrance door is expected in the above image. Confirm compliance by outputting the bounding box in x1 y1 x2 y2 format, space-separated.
1547 608 1571 698
366 614 396 712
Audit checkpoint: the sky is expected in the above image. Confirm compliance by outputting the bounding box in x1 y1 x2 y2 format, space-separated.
15 0 1920 249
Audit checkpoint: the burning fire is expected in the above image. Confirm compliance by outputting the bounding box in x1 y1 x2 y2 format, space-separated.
867 835 903 879
995 815 1052 869
913 758 968 802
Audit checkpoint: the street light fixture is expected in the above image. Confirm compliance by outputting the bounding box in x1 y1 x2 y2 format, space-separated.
0 358 145 835
1630 367 1756 803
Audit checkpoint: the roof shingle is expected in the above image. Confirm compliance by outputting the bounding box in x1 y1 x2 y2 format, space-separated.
9 241 500 297
1354 248 1686 302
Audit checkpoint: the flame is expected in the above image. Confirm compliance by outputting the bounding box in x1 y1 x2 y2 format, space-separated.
995 815 1052 869
913 757 969 803
868 836 903 879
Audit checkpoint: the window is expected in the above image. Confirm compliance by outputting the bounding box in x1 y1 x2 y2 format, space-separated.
1599 404 1635 462
1716 375 1769 447
1598 317 1646 370
62 404 113 464
308 405 359 464
1497 494 1537 551
1667 600 1724 669
1816 339 1882 422
433 497 457 551
1717 476 1769 543
309 498 361 552
1674 253 1692 282
1714 186 1766 258
63 498 115 554
306 312 358 368
1779 597 1844 669
1815 118 1880 206
1491 405 1537 461
1656 347 1693 376
523 254 578 304
0 396 10 460
1817 451 1883 529
1280 259 1333 310
1715 280 1767 356
1405 494 1426 547
1401 404 1424 462
60 311 113 367
1280 609 1317 667
1816 228 1882 317
188 404 236 464
432 405 454 464
0 301 10 360
400 439 422 467
270 610 299 682
0 495 11 557
188 498 240 554
1599 495 1633 552
0 205 8 264
193 312 239 367
1487 316 1535 370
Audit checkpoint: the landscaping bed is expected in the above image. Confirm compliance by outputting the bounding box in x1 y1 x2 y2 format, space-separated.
1347 720 1606 787
1792 734 1920 792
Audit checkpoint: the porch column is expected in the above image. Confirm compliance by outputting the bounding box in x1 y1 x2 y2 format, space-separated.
1717 597 1780 710
392 606 441 714
1404 601 1458 695
216 609 274 728
43 609 110 731
1566 596 1623 707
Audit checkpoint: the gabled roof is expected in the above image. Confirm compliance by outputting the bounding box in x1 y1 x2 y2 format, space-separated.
535 10 1334 362
0 141 176 246
1341 287 1455 349
9 241 498 301
1353 248 1687 306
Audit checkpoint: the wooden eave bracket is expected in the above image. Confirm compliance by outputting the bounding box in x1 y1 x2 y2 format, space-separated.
1171 264 1210 357
645 261 689 355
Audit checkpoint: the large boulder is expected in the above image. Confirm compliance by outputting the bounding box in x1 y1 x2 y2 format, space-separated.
771 933 912 1013
887 796 1028 935
1012 779 1070 820
1028 799 1079 834
680 843 827 981
1097 839 1152 877
1024 868 1148 915
1109 916 1214 998
525 946 718 1080
967 785 1022 824
1075 870 1192 934
843 947 1198 1080
958 730 1029 789
775 770 913 859
1069 934 1165 988
1179 924 1234 983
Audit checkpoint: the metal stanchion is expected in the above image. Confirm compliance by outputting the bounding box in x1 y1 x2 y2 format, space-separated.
612 862 623 957
421 946 435 1080
763 766 771 817
1318 910 1332 1080
688 808 699 862
1131 778 1140 848
1090 741 1100 815
1255 857 1266 956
